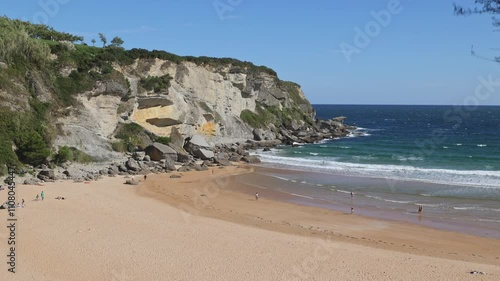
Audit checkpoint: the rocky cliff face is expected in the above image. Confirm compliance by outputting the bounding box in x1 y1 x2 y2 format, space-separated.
0 17 329 173
53 58 315 160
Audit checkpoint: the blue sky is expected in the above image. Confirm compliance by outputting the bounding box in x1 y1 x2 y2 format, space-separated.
2 0 500 105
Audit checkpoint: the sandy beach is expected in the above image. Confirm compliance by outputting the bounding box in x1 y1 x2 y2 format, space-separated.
1 165 499 281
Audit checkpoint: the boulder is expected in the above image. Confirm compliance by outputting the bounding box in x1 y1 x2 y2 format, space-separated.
169 126 185 148
203 160 215 167
24 178 40 185
37 169 55 180
192 163 207 171
229 155 242 162
193 148 215 160
216 159 233 166
253 128 276 141
168 144 191 163
242 156 261 164
215 152 229 161
177 166 190 172
118 164 128 173
109 165 119 174
188 135 212 148
253 128 265 141
144 142 177 162
125 180 140 185
133 151 146 161
125 158 141 172
164 158 176 171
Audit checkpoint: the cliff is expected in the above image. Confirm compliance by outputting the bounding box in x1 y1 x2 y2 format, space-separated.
0 17 325 171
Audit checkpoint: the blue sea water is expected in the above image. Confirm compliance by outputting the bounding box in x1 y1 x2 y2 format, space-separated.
250 105 500 237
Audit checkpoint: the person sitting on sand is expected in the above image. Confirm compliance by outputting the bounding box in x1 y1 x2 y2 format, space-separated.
36 194 39 201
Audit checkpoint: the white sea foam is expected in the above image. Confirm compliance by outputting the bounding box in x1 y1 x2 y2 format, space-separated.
453 206 500 212
477 144 487 147
393 155 424 161
289 193 314 200
336 189 351 194
309 153 319 156
415 203 443 207
255 153 500 189
269 175 290 182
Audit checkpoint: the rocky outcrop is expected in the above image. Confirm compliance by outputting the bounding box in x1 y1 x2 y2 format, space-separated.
183 135 215 160
144 142 177 162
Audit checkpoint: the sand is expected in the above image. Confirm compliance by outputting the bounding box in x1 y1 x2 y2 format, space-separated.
0 165 499 281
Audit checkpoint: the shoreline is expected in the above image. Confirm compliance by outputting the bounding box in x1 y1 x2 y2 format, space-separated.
241 164 500 239
140 165 500 267
1 165 499 280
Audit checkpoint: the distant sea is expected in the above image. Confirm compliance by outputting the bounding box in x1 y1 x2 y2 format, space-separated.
250 105 500 238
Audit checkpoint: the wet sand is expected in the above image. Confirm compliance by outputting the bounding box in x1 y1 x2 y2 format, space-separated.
0 165 499 280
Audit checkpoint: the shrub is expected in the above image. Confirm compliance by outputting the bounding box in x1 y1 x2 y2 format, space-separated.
54 146 73 164
54 146 93 164
139 75 172 93
155 136 171 145
14 130 50 166
240 109 265 128
114 123 150 151
111 141 127 152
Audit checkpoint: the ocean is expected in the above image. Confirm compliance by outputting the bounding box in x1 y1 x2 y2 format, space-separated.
249 105 500 238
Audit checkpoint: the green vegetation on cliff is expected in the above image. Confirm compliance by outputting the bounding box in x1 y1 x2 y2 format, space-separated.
0 16 313 174
139 75 172 93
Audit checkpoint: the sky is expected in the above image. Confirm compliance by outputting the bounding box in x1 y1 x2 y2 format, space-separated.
1 0 500 105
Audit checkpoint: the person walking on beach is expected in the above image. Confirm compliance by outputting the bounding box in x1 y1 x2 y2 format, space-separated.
144 174 147 181
255 192 259 201
21 199 25 208
351 205 354 214
41 191 44 201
